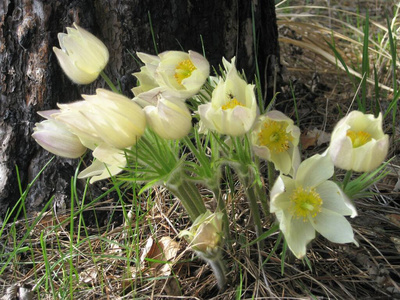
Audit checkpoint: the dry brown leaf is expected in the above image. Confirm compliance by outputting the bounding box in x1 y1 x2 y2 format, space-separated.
301 128 331 149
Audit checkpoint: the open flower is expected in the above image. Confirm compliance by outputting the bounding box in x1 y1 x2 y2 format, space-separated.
133 50 209 99
179 210 223 258
270 153 358 258
134 88 192 140
251 110 300 175
329 111 389 172
55 89 146 150
53 23 109 84
32 110 87 158
198 57 257 136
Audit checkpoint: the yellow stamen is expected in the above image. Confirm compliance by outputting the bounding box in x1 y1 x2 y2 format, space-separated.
346 130 372 148
221 98 244 110
257 120 293 154
174 59 197 85
290 186 323 221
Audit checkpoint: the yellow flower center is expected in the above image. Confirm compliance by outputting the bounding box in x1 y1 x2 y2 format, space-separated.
174 59 197 85
257 120 293 154
290 186 323 221
221 97 244 110
346 130 372 148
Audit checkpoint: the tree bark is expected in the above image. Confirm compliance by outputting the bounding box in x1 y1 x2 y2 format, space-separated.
0 0 280 216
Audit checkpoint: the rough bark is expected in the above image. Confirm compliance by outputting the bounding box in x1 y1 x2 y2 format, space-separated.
0 0 280 216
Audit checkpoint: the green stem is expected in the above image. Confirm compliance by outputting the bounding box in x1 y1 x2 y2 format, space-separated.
204 255 227 291
240 174 263 241
210 185 231 246
100 71 119 93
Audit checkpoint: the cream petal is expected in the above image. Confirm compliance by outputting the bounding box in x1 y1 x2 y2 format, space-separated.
316 181 355 216
296 153 334 187
284 217 316 259
311 209 356 244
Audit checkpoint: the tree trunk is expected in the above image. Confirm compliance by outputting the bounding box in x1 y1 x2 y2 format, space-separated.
0 0 280 216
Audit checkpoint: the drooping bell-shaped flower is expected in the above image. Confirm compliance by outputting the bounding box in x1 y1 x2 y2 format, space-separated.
32 110 87 158
134 88 192 140
53 23 109 84
198 57 257 136
251 110 300 175
270 152 358 259
329 111 389 172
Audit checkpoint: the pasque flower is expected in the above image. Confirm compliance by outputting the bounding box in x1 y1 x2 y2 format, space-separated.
329 111 389 172
53 23 109 84
32 110 87 158
251 110 300 175
179 210 224 258
198 57 257 136
270 153 358 258
55 89 146 150
134 88 192 140
133 50 210 99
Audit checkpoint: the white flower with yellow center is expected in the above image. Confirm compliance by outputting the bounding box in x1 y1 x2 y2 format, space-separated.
133 50 209 100
53 23 109 84
329 111 389 172
270 153 358 259
197 57 257 136
251 110 300 175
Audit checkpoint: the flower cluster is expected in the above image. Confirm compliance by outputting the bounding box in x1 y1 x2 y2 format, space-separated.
33 23 391 277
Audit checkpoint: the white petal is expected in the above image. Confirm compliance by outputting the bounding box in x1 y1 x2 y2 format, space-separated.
284 217 316 259
311 209 356 244
296 153 334 187
316 181 355 216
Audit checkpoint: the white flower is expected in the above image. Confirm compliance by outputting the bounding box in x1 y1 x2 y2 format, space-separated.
134 88 192 140
270 153 358 258
133 50 210 99
198 57 257 136
55 89 146 150
53 23 109 84
251 110 300 175
32 110 86 158
329 111 389 172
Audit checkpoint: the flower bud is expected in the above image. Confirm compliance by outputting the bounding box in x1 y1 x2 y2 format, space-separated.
53 23 109 84
134 88 192 139
179 210 223 258
329 111 389 172
32 110 87 158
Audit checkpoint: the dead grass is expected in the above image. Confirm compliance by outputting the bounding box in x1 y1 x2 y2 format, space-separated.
1 0 400 299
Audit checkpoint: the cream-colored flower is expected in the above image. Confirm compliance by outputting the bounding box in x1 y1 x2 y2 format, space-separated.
270 152 358 259
134 88 192 140
329 111 389 172
133 50 209 99
198 58 257 136
32 110 87 158
78 143 126 184
53 23 109 84
179 210 223 258
131 52 160 96
55 89 146 150
251 110 300 175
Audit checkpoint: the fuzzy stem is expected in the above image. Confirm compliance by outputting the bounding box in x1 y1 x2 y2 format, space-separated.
200 253 227 291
